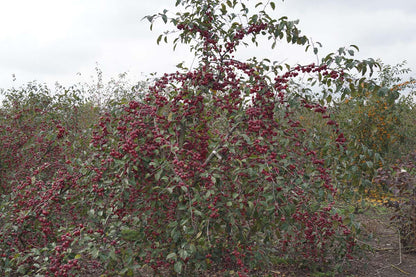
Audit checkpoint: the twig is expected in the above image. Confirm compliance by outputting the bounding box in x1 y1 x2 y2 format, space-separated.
375 228 408 277
374 247 396 251
390 264 410 275
202 122 240 167
389 228 410 274
206 219 211 246
398 230 402 264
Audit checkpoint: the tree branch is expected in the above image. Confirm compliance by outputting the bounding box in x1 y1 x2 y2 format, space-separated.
202 122 240 167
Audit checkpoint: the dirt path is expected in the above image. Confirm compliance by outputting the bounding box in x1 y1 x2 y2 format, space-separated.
346 207 416 277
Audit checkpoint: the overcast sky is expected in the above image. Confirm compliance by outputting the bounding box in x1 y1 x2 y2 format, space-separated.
1 0 415 90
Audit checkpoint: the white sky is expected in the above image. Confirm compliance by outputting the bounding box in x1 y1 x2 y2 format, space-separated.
1 0 415 89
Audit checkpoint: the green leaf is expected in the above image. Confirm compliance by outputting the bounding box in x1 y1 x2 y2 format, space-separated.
155 169 163 181
174 261 183 273
179 249 189 259
241 134 251 143
193 208 202 216
350 44 359 51
221 3 227 14
190 243 196 253
161 14 168 24
121 228 141 241
270 2 276 10
248 201 254 209
119 268 134 276
255 2 263 8
88 209 95 216
171 228 181 242
91 248 99 259
168 221 178 228
109 248 117 261
167 252 177 260
326 95 332 103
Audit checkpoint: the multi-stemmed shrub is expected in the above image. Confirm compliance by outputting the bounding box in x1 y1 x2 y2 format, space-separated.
0 0 387 276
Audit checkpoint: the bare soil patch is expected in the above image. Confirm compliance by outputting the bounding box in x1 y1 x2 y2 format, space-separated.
345 206 416 277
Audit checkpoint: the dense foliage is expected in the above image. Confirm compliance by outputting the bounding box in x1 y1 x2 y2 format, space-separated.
0 0 415 276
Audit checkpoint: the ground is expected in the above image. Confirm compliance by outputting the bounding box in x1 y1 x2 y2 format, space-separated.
346 206 416 277
271 205 416 277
